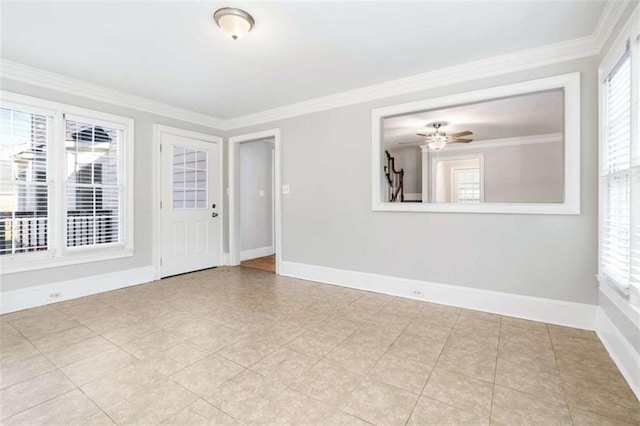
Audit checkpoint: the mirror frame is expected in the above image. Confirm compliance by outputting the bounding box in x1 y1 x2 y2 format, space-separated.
371 72 581 214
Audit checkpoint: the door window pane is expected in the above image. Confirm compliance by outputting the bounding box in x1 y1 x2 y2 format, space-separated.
173 146 207 209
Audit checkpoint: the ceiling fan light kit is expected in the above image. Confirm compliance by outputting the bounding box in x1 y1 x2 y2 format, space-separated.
414 121 474 150
214 7 255 40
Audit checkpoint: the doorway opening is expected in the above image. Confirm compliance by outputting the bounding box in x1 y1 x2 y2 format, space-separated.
229 129 282 274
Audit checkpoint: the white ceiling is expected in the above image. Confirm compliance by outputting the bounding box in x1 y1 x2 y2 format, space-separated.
1 1 605 119
384 90 564 147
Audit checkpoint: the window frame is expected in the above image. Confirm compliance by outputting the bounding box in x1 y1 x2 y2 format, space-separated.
598 13 640 307
0 100 56 259
0 91 134 274
430 154 485 204
451 167 482 204
371 72 581 214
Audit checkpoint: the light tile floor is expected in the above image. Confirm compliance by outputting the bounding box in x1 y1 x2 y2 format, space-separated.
0 267 638 425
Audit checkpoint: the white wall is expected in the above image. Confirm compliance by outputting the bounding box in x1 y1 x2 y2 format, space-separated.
240 139 274 256
228 56 599 306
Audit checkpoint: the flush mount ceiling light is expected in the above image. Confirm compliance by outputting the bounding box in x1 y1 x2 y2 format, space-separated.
213 7 255 40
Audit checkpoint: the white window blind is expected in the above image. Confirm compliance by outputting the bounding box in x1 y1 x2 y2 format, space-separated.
453 168 481 203
65 117 123 249
0 106 50 256
602 51 634 292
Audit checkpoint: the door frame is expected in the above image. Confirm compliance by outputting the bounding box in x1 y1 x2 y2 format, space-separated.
228 128 282 274
153 124 225 280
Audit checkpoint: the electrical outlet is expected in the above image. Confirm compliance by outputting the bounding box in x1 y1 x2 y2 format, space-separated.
49 291 62 299
282 185 290 194
259 190 265 197
411 288 424 298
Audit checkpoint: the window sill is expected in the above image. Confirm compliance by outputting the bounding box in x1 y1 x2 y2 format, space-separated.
0 248 134 275
372 201 580 215
598 277 640 324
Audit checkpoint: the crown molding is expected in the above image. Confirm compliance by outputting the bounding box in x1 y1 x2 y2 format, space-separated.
0 59 226 130
224 36 597 130
592 0 632 52
0 2 629 131
421 133 563 153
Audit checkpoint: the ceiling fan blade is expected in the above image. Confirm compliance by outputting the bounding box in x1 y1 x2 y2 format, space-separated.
416 133 429 137
398 141 419 145
448 131 473 138
448 139 473 143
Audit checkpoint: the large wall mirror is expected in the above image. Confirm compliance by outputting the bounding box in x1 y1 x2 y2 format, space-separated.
372 73 580 214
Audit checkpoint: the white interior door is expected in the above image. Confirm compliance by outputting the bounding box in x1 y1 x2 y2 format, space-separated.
161 132 221 277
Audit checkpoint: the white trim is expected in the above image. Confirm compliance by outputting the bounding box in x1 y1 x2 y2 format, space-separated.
596 307 640 399
592 1 634 52
152 124 224 280
280 261 597 330
599 2 640 77
1 249 133 275
0 59 225 130
418 133 563 153
0 266 154 314
430 154 485 204
228 129 282 275
224 36 594 129
600 283 640 325
372 73 581 215
240 245 275 262
597 6 640 305
0 91 135 273
403 193 421 202
0 3 627 131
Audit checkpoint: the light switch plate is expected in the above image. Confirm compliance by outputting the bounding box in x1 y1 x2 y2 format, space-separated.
282 185 290 194
259 190 265 197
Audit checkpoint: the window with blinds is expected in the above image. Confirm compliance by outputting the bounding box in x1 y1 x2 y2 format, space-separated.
0 107 50 256
601 51 635 292
0 93 133 272
65 118 123 248
453 168 481 203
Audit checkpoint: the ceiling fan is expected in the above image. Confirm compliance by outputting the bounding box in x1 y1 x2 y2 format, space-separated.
399 122 473 150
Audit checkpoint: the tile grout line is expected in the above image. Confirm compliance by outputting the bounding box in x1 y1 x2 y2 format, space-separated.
3 268 637 425
403 308 461 425
488 317 503 423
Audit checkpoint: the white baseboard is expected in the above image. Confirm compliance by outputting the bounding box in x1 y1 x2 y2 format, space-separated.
240 246 275 261
596 308 640 399
280 261 597 330
222 252 230 266
0 266 155 314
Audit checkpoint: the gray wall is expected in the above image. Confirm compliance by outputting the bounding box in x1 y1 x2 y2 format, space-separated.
240 140 274 252
388 141 564 202
386 146 422 196
229 56 600 305
0 57 601 306
0 78 224 292
431 141 564 203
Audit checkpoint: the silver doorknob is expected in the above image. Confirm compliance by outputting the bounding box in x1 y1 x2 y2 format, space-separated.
211 212 218 218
